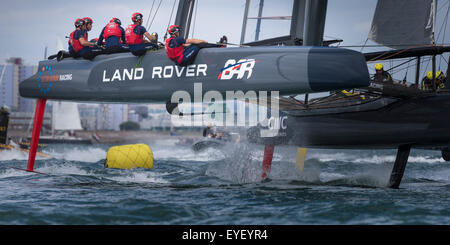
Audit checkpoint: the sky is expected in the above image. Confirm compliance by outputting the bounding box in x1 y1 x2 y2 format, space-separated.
0 0 449 80
0 0 377 64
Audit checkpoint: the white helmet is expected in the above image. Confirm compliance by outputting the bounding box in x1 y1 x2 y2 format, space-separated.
0 105 10 113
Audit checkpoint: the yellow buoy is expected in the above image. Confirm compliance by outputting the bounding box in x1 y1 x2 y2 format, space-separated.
296 147 307 172
105 144 154 169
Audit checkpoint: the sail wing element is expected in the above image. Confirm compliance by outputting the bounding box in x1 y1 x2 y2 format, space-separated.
368 0 434 48
52 101 83 131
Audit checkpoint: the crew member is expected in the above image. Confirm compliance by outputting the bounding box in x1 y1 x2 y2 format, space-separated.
57 18 88 61
98 18 127 54
0 105 10 146
373 63 393 84
58 18 103 61
422 70 447 91
80 17 104 60
83 17 93 39
67 18 86 58
203 125 215 138
52 18 87 61
125 12 157 56
165 25 224 66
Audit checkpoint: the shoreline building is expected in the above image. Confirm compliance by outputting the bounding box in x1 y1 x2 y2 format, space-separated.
0 58 37 112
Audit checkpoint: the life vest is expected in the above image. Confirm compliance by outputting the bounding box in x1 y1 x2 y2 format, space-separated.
125 24 143 45
69 30 87 53
422 76 446 90
104 22 122 39
373 71 392 84
165 37 184 64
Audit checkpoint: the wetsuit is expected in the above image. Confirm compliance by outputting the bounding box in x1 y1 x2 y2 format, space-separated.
98 22 128 54
68 29 103 60
203 127 213 137
165 36 220 66
68 29 86 57
422 75 447 90
373 70 393 84
125 24 157 56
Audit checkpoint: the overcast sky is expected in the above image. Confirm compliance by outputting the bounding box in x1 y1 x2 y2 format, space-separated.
0 0 449 80
0 0 377 64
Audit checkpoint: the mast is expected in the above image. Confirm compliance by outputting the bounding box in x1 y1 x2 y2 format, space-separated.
447 53 450 80
289 0 306 45
432 55 437 91
302 0 327 105
240 0 251 44
302 0 327 46
432 0 437 90
432 0 437 45
415 56 421 86
174 0 196 39
254 0 264 41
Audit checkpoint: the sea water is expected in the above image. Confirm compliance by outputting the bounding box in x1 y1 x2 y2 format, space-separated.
1 141 450 225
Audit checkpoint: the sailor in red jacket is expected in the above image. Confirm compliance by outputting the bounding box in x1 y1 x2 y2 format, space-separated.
125 12 158 56
165 25 224 66
80 17 104 60
98 18 127 54
52 18 86 61
57 18 104 61
83 17 93 39
68 18 87 56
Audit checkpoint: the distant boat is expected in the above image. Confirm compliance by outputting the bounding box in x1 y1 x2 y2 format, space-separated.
192 138 227 152
28 101 92 144
192 131 240 152
1 106 51 158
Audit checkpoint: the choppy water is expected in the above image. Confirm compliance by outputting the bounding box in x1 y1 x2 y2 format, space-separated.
1 140 450 225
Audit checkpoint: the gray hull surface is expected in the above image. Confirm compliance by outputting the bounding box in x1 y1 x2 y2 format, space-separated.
19 46 369 102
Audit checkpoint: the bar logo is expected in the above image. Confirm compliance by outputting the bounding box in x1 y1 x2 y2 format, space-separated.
218 59 256 80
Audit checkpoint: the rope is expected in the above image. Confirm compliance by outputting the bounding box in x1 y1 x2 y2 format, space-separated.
421 56 432 80
135 56 144 68
145 0 156 30
148 0 163 31
438 1 450 68
191 0 199 38
367 44 436 62
384 58 416 73
360 38 368 52
336 43 450 48
442 55 449 65
164 0 178 41
392 57 434 77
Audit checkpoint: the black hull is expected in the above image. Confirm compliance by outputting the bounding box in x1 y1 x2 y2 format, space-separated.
251 92 450 149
